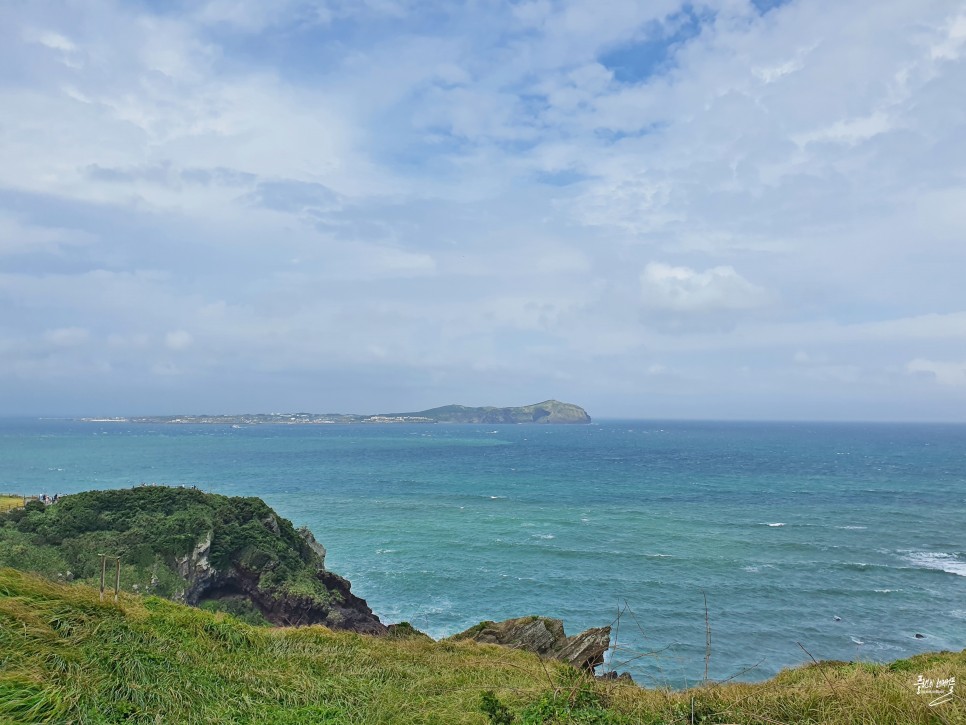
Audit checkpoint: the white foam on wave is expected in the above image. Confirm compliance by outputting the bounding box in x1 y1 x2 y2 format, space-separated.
376 548 398 555
488 495 506 500
851 636 865 645
764 522 785 527
743 563 774 573
532 533 555 540
837 525 867 530
902 551 966 577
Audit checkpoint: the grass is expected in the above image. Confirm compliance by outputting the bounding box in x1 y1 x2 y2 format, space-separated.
1 568 963 724
0 496 25 514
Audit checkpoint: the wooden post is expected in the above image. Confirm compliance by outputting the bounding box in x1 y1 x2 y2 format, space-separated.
114 557 121 603
99 555 106 602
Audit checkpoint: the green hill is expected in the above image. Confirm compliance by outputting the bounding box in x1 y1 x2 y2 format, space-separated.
386 400 592 424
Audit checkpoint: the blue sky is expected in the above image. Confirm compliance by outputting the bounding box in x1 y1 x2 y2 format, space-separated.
2 0 966 420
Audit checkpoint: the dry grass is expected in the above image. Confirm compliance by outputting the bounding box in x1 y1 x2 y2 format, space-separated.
0 496 26 514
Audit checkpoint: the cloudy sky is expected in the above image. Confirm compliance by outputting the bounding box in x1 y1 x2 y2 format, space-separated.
2 0 965 420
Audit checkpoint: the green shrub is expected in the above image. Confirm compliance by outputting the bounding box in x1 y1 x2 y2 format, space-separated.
480 690 515 724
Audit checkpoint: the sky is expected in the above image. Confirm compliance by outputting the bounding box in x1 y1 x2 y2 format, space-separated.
1 0 966 420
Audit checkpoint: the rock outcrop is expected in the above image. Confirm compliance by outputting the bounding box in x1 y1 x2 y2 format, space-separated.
188 561 386 634
451 616 611 672
556 626 612 670
167 503 383 633
175 530 217 601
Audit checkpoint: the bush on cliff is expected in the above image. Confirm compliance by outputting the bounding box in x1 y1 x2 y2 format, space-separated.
0 487 329 606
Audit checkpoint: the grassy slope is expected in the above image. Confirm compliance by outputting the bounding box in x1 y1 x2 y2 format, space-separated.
0 497 23 514
1 569 963 724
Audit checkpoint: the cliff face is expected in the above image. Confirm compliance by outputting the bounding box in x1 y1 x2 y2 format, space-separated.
0 487 385 634
174 522 385 633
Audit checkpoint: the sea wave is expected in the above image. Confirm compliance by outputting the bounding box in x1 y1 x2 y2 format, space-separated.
901 551 966 577
743 564 775 573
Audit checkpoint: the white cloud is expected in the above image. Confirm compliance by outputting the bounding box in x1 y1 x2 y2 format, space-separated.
640 262 766 313
930 12 966 60
43 327 89 347
25 30 77 53
2 0 966 419
165 330 194 351
792 112 893 147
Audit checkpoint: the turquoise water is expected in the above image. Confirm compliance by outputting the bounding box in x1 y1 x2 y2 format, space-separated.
2 419 964 686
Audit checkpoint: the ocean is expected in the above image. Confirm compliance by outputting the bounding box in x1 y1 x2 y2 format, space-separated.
2 418 964 686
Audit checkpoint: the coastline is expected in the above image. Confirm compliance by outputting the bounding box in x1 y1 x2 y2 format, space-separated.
1 419 963 687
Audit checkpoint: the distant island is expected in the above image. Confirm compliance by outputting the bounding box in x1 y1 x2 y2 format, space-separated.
80 399 592 425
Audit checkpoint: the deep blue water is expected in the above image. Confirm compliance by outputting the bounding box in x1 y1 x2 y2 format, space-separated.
2 419 964 686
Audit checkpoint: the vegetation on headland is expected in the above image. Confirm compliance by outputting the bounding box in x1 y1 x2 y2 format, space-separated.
0 487 383 631
0 567 963 723
78 399 593 425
